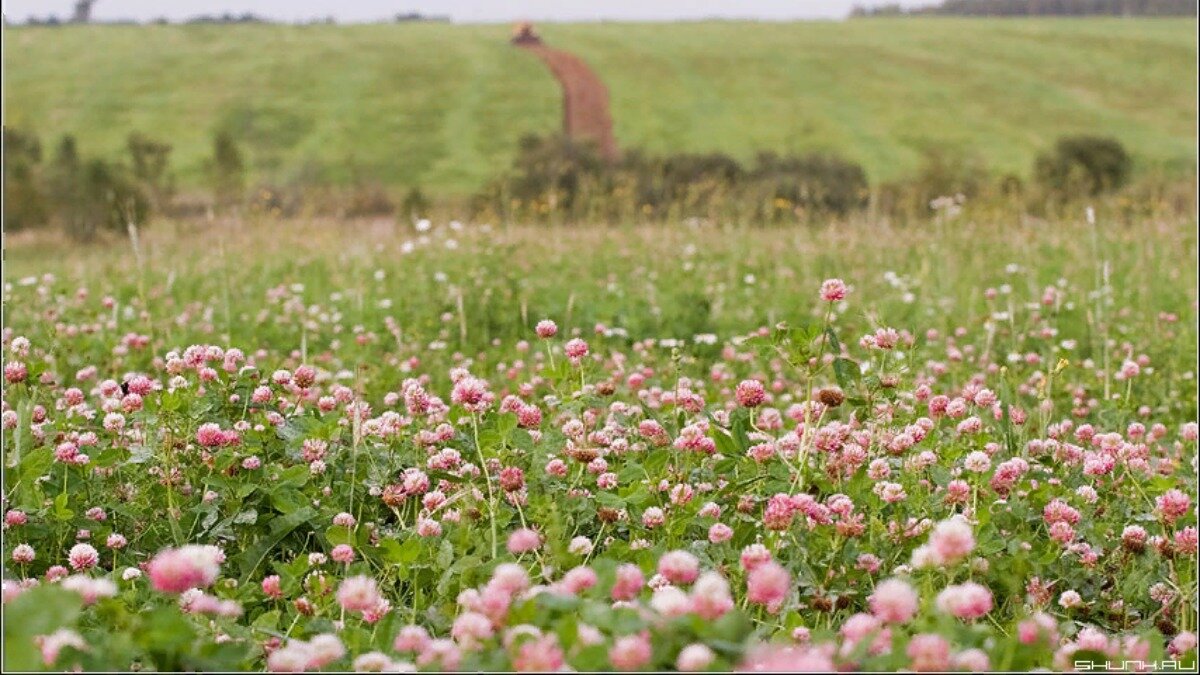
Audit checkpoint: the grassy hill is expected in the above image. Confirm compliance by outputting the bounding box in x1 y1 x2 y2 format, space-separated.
4 18 1195 195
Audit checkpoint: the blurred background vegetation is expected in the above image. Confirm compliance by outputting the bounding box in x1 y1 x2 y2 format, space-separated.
3 9 1196 236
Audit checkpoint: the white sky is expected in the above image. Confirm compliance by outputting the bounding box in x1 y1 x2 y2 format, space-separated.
3 1 931 23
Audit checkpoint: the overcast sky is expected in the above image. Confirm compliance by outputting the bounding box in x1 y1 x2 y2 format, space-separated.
4 1 930 23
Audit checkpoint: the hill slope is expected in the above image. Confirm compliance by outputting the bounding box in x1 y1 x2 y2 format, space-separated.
4 19 1195 194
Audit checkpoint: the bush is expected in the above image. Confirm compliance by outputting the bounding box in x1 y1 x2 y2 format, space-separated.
749 152 869 216
1035 135 1131 196
874 149 991 219
480 134 871 223
209 130 246 208
127 132 174 210
78 159 151 239
506 133 609 213
38 135 150 240
342 182 395 218
401 186 432 221
2 128 48 231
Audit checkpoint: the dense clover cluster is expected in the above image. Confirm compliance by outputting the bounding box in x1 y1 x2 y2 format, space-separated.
2 258 1197 671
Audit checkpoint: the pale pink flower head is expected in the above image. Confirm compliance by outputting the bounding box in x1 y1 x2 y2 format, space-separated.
1180 423 1199 442
451 611 494 647
936 582 993 620
12 543 35 564
67 544 99 571
611 563 645 601
840 612 886 648
1017 612 1059 645
738 644 835 672
820 278 848 303
416 517 442 538
928 517 975 566
265 642 309 672
451 376 494 413
746 561 790 613
306 634 346 669
512 633 565 672
472 589 509 627
262 575 284 599
1058 589 1083 609
564 338 589 360
609 633 652 671
1175 526 1198 554
963 451 991 473
676 643 716 671
907 633 951 672
736 379 767 408
59 575 117 605
740 543 772 571
869 577 919 624
489 563 530 596
650 586 692 617
708 522 734 543
292 365 317 389
417 638 462 670
641 507 666 529
658 550 701 585
1156 489 1191 524
37 628 86 667
689 572 734 620
559 566 598 595
147 545 223 593
330 544 356 564
4 361 28 384
950 648 988 667
535 320 558 339
507 528 541 554
336 575 381 613
393 625 431 652
45 565 69 583
195 423 225 448
1169 631 1197 657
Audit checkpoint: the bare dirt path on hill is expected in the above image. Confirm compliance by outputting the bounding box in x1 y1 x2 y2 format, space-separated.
517 43 619 161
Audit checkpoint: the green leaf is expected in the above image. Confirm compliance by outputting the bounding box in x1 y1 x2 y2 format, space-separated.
824 327 843 355
53 491 75 521
496 412 518 439
833 357 860 389
14 447 52 509
252 609 282 631
135 606 196 652
273 465 310 490
2 585 82 671
233 508 258 525
325 524 362 547
380 536 422 565
595 491 625 509
235 506 317 583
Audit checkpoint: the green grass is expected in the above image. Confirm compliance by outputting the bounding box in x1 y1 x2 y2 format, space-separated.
4 18 1195 194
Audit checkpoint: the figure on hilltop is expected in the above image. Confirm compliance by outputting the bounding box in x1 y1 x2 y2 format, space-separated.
511 21 542 45
72 0 97 24
511 22 619 162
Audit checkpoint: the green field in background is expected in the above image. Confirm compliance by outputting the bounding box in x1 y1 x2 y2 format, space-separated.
4 18 1195 194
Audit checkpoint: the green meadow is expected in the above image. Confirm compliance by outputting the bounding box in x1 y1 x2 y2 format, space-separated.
4 18 1196 194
